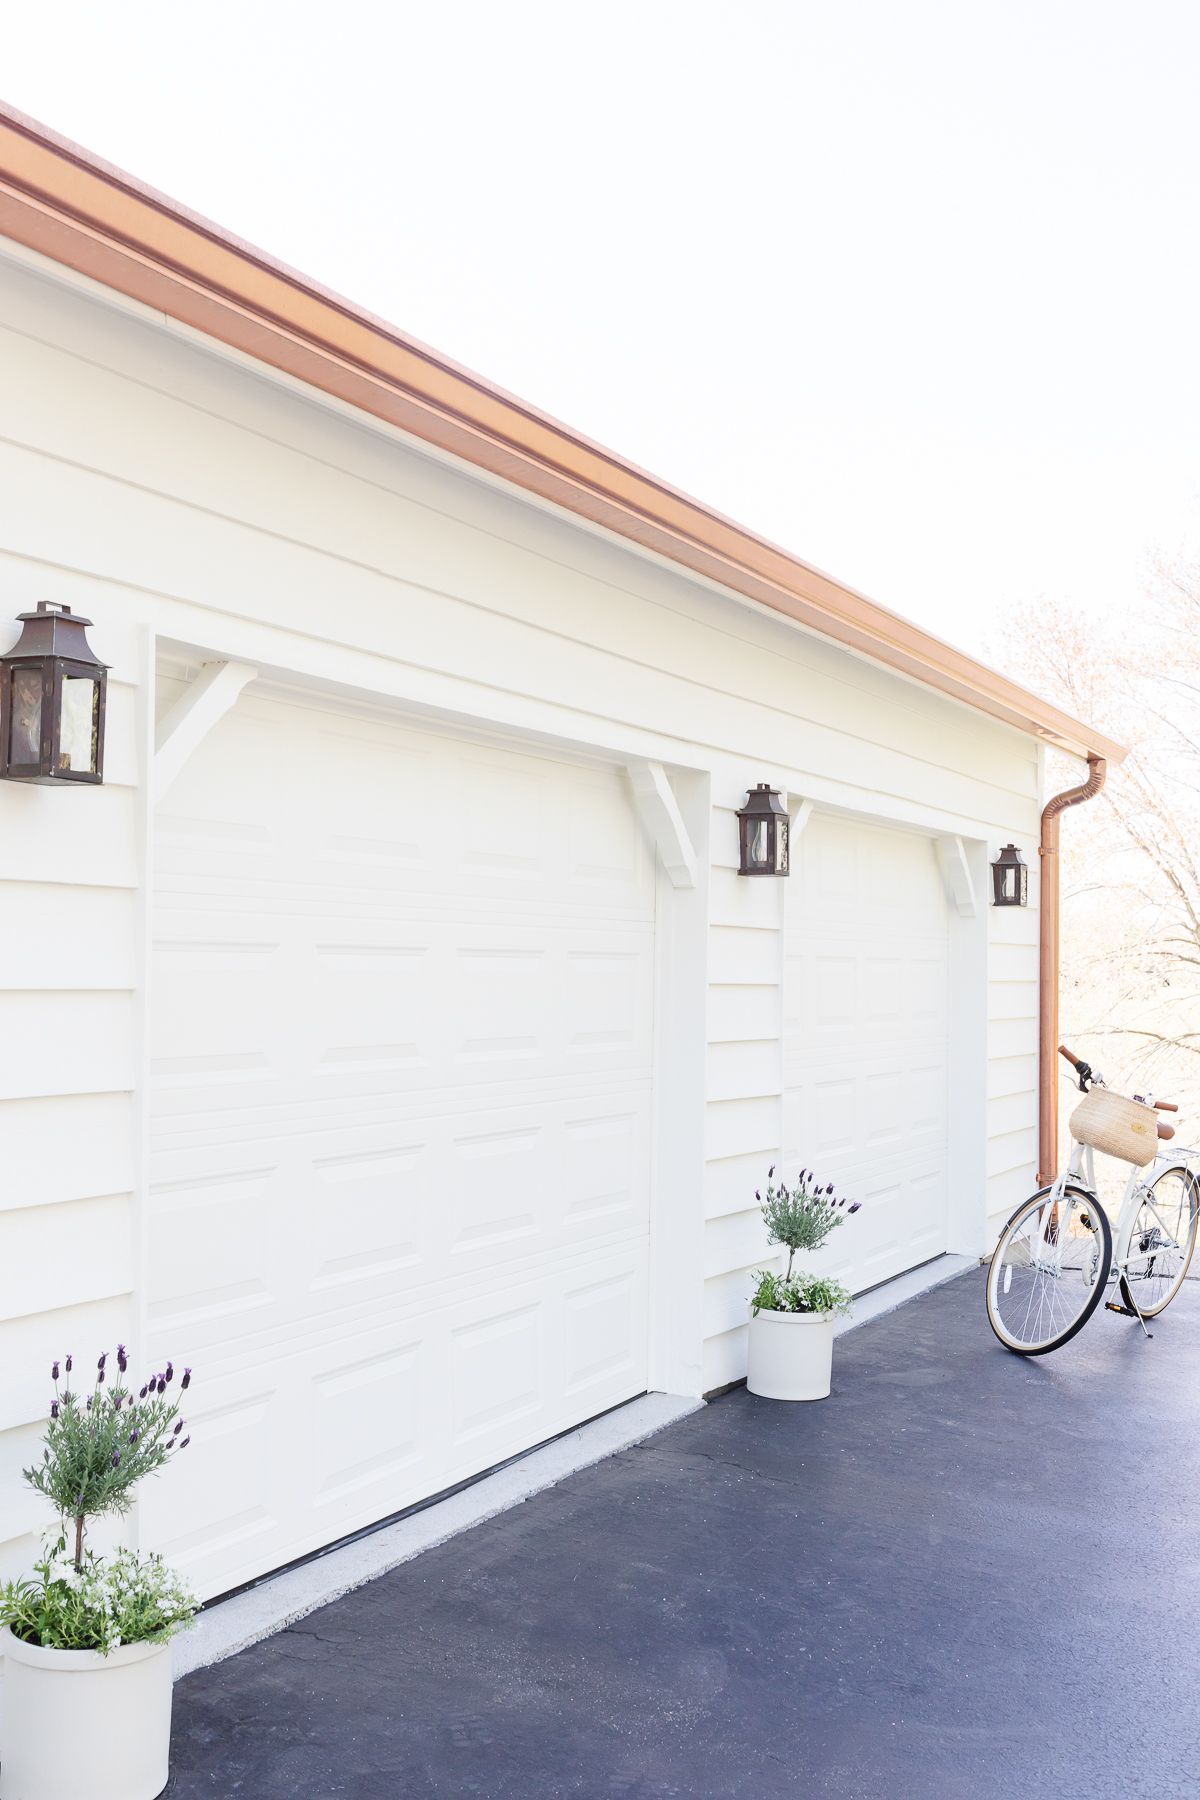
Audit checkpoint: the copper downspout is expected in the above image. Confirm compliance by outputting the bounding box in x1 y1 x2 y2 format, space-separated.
1038 753 1107 1180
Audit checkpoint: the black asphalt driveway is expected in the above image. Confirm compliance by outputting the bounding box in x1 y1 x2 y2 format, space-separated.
169 1269 1200 1798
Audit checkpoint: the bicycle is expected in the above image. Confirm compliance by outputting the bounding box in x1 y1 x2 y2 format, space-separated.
986 1044 1200 1355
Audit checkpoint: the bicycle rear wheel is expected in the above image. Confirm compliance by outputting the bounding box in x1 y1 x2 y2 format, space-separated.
1118 1163 1200 1318
986 1185 1112 1355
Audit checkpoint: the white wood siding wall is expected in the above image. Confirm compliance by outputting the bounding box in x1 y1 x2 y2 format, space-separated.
0 243 1045 1582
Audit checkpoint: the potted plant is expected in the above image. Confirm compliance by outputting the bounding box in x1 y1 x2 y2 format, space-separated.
0 1350 198 1800
747 1168 861 1401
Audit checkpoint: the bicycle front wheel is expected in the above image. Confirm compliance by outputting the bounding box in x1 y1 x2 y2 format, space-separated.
1118 1163 1200 1318
986 1184 1112 1355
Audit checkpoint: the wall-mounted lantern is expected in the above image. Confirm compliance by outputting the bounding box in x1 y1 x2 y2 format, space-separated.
991 843 1028 907
737 783 790 876
0 603 108 785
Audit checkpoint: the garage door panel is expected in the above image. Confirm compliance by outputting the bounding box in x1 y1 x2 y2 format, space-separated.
150 1099 650 1349
783 814 949 1293
141 1241 647 1596
148 689 653 1598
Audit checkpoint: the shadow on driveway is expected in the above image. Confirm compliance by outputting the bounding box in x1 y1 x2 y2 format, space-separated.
169 1270 1200 1798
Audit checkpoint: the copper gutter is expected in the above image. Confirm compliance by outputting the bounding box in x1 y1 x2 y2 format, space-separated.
0 100 1125 765
1038 754 1107 1180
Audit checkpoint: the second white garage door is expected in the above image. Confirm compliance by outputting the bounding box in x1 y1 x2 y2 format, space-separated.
783 812 950 1292
143 682 655 1599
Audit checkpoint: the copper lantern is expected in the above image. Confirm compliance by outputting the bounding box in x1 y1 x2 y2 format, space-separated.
991 843 1028 907
737 783 790 876
0 603 108 785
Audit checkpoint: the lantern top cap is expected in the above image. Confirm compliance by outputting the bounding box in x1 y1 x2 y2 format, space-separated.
995 843 1026 862
737 782 787 819
4 601 107 669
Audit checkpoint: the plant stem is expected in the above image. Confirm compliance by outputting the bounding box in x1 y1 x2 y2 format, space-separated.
73 1515 84 1572
786 1247 795 1280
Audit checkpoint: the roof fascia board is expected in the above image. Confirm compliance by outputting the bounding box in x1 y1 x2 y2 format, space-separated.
0 104 1126 764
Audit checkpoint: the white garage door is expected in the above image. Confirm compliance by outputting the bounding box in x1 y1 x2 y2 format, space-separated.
783 813 949 1293
143 683 655 1599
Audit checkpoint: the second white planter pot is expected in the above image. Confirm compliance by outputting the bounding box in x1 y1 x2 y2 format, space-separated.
747 1306 836 1401
0 1627 173 1800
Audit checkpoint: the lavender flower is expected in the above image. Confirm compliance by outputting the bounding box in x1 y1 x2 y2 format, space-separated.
848 1201 862 1214
129 1430 140 1446
65 1355 72 1374
117 1345 128 1373
181 1369 191 1391
157 1378 166 1397
50 1400 59 1420
173 1419 183 1436
139 1386 147 1401
178 1437 190 1451
112 1449 121 1469
97 1352 107 1371
51 1361 60 1382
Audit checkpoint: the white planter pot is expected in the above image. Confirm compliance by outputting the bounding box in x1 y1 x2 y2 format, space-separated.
0 1627 173 1800
747 1306 836 1401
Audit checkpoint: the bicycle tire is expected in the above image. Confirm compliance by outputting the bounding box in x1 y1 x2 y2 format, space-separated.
1118 1163 1200 1318
986 1183 1112 1355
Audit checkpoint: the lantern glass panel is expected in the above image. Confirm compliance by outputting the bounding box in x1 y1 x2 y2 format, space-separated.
747 820 769 869
59 674 100 775
9 667 43 766
775 817 790 875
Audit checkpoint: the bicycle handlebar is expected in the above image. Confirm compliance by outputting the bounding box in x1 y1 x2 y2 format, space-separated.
1060 1042 1180 1113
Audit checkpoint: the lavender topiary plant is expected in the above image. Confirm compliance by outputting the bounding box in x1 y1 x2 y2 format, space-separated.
751 1165 863 1316
23 1349 193 1570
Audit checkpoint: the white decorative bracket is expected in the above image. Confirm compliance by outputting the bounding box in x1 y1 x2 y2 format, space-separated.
155 660 258 801
789 796 814 838
626 761 697 889
935 835 977 917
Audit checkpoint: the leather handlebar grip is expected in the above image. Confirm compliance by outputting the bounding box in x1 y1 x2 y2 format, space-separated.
1058 1044 1081 1068
1158 1121 1177 1140
1156 1101 1180 1113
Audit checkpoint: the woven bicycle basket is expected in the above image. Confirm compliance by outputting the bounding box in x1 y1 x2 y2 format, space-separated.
1068 1089 1159 1166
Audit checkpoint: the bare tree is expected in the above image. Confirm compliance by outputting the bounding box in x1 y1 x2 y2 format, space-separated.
993 563 1200 1115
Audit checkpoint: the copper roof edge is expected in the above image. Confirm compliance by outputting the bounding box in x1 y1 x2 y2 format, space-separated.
0 98 1125 765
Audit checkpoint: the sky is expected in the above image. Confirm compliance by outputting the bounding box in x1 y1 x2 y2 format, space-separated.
5 0 1200 655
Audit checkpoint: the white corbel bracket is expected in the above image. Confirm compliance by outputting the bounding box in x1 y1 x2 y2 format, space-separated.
155 660 258 801
935 834 977 917
626 761 696 888
789 797 814 837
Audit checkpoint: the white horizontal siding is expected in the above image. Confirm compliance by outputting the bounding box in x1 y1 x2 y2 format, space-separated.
0 244 1045 1525
985 876 1042 1239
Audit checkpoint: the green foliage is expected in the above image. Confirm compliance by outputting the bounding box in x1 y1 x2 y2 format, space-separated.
26 1350 193 1567
0 1546 197 1655
750 1164 862 1317
750 1269 852 1317
757 1166 861 1278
